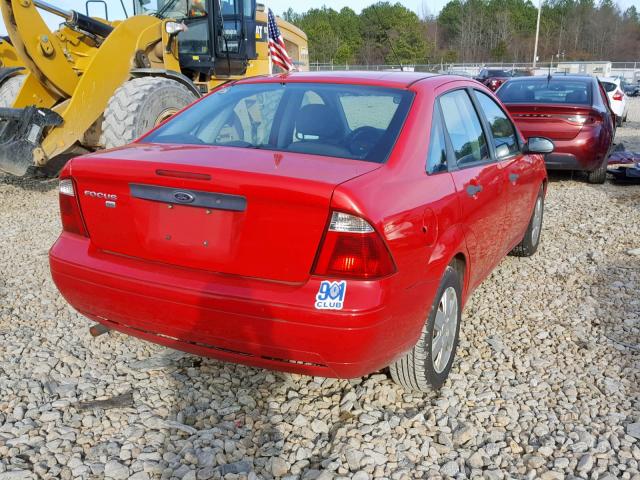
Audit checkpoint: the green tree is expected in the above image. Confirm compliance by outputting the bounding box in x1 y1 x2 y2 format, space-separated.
491 40 509 60
359 2 429 64
285 0 640 65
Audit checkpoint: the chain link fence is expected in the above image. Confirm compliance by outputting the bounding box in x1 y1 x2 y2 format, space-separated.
308 61 640 81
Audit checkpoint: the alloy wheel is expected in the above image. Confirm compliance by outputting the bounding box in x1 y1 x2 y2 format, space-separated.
431 286 458 373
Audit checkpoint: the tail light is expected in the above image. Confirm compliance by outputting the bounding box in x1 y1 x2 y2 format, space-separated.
612 90 623 101
564 115 589 124
59 178 88 237
562 111 602 125
489 79 502 90
312 212 396 279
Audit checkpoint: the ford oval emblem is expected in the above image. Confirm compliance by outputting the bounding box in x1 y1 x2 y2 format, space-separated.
173 191 195 204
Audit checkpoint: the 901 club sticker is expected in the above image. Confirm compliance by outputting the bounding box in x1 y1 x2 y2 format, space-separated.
315 281 347 310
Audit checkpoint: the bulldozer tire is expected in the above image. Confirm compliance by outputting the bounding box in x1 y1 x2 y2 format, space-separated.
101 76 197 149
0 75 25 108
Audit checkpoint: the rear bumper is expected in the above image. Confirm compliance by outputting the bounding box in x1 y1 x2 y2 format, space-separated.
544 129 609 172
49 233 435 378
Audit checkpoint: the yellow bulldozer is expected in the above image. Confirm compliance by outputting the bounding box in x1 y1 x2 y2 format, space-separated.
0 0 307 176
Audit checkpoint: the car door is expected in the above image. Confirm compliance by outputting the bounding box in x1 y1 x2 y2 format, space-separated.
438 88 507 290
472 89 538 251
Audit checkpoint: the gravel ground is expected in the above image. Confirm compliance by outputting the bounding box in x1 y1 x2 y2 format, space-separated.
0 101 639 480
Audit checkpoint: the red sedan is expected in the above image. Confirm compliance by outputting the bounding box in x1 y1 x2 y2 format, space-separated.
50 72 550 391
474 68 512 91
497 75 615 184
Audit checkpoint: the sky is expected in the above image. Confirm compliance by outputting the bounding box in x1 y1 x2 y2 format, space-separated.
0 0 441 35
0 0 637 35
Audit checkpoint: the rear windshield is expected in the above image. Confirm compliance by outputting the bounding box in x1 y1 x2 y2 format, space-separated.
601 81 617 92
487 70 510 77
142 83 414 163
497 79 592 105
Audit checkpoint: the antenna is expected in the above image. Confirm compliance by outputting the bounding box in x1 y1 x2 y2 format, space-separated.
371 4 404 72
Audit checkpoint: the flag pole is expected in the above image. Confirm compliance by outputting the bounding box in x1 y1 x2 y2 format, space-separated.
265 3 273 74
533 0 542 69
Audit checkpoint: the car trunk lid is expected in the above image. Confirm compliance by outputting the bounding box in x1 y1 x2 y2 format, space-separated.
71 143 381 283
505 103 596 140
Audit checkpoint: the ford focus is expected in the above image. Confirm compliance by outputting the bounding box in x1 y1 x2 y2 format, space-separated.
50 72 551 391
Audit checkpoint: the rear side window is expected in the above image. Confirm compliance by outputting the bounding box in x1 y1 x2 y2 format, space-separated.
439 90 489 167
602 82 616 93
498 79 592 105
474 91 519 159
427 107 447 174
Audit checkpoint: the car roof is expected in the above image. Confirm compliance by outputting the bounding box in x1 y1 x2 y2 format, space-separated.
233 71 447 89
598 76 619 83
506 74 594 82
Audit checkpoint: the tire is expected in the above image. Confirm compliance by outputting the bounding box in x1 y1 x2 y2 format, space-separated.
587 159 607 184
616 116 622 127
390 265 462 392
100 77 197 149
0 75 25 108
510 185 544 257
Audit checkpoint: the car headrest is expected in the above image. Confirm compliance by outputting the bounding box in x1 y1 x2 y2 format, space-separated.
296 104 339 138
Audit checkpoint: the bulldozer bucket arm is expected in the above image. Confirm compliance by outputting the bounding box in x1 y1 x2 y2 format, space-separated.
0 0 78 99
0 15 163 175
13 70 58 109
40 16 163 162
0 38 22 68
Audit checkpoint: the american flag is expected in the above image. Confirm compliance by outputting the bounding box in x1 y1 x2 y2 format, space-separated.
267 8 294 72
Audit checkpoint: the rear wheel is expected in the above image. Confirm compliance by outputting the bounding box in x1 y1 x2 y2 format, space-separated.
390 266 462 392
587 159 607 184
616 115 622 127
510 185 544 257
0 75 25 108
101 77 197 149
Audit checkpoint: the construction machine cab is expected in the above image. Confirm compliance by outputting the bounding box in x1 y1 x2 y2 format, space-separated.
135 0 256 77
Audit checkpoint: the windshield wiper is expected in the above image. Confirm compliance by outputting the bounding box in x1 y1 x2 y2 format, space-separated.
154 0 180 19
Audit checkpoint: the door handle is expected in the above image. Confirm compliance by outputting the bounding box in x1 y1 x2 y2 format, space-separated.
509 173 519 183
466 184 483 196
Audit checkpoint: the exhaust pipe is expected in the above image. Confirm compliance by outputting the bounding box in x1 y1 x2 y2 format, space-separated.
89 324 111 337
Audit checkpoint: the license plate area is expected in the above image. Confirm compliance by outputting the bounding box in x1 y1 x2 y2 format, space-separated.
128 184 246 265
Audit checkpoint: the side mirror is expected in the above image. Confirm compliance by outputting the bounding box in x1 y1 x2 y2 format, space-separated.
524 137 554 154
165 21 188 36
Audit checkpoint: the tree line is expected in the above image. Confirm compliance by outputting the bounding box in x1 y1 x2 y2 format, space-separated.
281 0 640 65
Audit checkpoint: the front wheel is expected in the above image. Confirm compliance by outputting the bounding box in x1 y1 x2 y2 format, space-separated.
0 75 25 108
510 185 544 257
100 77 198 149
389 265 462 392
